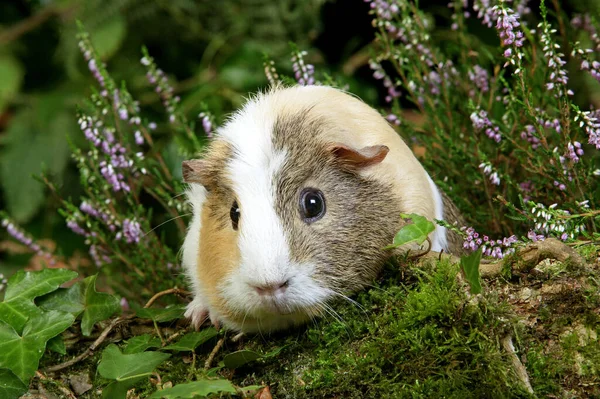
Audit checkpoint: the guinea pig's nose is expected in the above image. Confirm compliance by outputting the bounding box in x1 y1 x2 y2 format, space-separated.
251 280 289 296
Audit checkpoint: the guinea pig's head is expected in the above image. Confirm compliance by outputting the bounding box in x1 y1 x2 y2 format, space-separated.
182 85 402 333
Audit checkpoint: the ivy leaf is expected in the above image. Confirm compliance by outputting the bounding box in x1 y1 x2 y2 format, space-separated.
162 328 218 352
0 310 76 382
148 379 236 399
135 305 185 323
47 335 66 355
98 346 170 398
0 368 28 399
460 249 483 295
0 55 24 112
38 274 121 336
123 334 162 354
0 268 78 332
384 213 436 249
98 344 171 399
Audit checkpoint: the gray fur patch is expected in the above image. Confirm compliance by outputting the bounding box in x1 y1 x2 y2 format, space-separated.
271 112 401 293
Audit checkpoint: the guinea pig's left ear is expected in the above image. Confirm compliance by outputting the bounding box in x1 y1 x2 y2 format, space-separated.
182 159 210 186
329 143 389 168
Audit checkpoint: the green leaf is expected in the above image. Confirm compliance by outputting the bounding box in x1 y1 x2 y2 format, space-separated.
39 274 121 336
222 350 263 369
162 328 218 352
0 268 77 332
0 310 75 382
98 345 171 399
123 334 162 354
98 344 171 381
80 275 120 336
0 368 28 399
47 335 66 355
385 213 436 249
0 106 74 223
90 15 127 59
460 249 483 295
148 379 236 399
0 56 24 112
135 305 185 323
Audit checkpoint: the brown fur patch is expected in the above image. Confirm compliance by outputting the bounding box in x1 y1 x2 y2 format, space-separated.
197 194 241 320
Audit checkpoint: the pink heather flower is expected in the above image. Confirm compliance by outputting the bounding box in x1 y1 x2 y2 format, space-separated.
539 20 570 97
520 125 541 149
120 297 130 311
121 219 142 244
463 226 517 258
386 114 400 126
566 142 583 162
479 162 501 185
2 219 55 264
89 244 111 267
574 108 600 149
291 50 315 86
527 230 545 242
264 59 279 86
470 110 502 142
148 122 157 130
67 220 88 237
134 131 144 145
468 65 490 95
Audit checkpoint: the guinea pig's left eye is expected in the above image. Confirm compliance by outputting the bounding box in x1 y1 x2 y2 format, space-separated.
299 188 326 223
230 200 240 230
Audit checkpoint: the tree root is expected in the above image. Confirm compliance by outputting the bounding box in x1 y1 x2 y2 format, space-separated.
417 238 586 278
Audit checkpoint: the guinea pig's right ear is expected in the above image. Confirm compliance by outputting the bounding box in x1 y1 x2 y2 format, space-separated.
329 143 389 169
182 159 211 187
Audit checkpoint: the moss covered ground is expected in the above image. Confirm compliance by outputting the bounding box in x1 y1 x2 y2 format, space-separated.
37 251 600 398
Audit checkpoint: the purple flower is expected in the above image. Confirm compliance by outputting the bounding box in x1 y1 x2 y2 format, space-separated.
2 218 56 264
291 50 315 86
462 225 517 258
134 131 144 145
120 218 142 244
468 65 490 95
520 125 541 150
470 110 502 142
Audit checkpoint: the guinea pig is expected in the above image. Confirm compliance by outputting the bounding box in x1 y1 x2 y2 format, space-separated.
180 85 464 333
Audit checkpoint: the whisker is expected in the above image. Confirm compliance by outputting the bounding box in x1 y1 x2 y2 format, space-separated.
144 213 192 236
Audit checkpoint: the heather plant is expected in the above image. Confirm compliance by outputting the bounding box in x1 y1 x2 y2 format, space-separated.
367 0 600 258
0 0 599 398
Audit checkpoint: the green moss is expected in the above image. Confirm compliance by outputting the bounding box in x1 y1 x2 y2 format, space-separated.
227 260 533 398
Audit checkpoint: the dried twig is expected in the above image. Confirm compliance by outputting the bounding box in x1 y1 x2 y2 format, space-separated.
501 335 534 394
144 287 190 308
204 335 226 370
44 316 126 373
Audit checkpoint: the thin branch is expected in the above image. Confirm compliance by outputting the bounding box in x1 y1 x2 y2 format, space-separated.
204 335 226 370
44 316 126 373
144 287 190 308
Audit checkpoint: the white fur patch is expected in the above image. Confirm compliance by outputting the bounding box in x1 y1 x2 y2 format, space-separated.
426 174 448 252
216 95 331 329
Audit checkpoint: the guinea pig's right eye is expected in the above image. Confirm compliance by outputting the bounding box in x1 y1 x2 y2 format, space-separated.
230 200 240 230
299 188 326 223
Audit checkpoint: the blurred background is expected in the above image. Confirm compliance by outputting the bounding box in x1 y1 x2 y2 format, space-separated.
1 0 599 280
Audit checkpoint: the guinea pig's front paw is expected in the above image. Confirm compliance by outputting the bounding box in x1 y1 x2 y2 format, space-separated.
184 297 209 330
